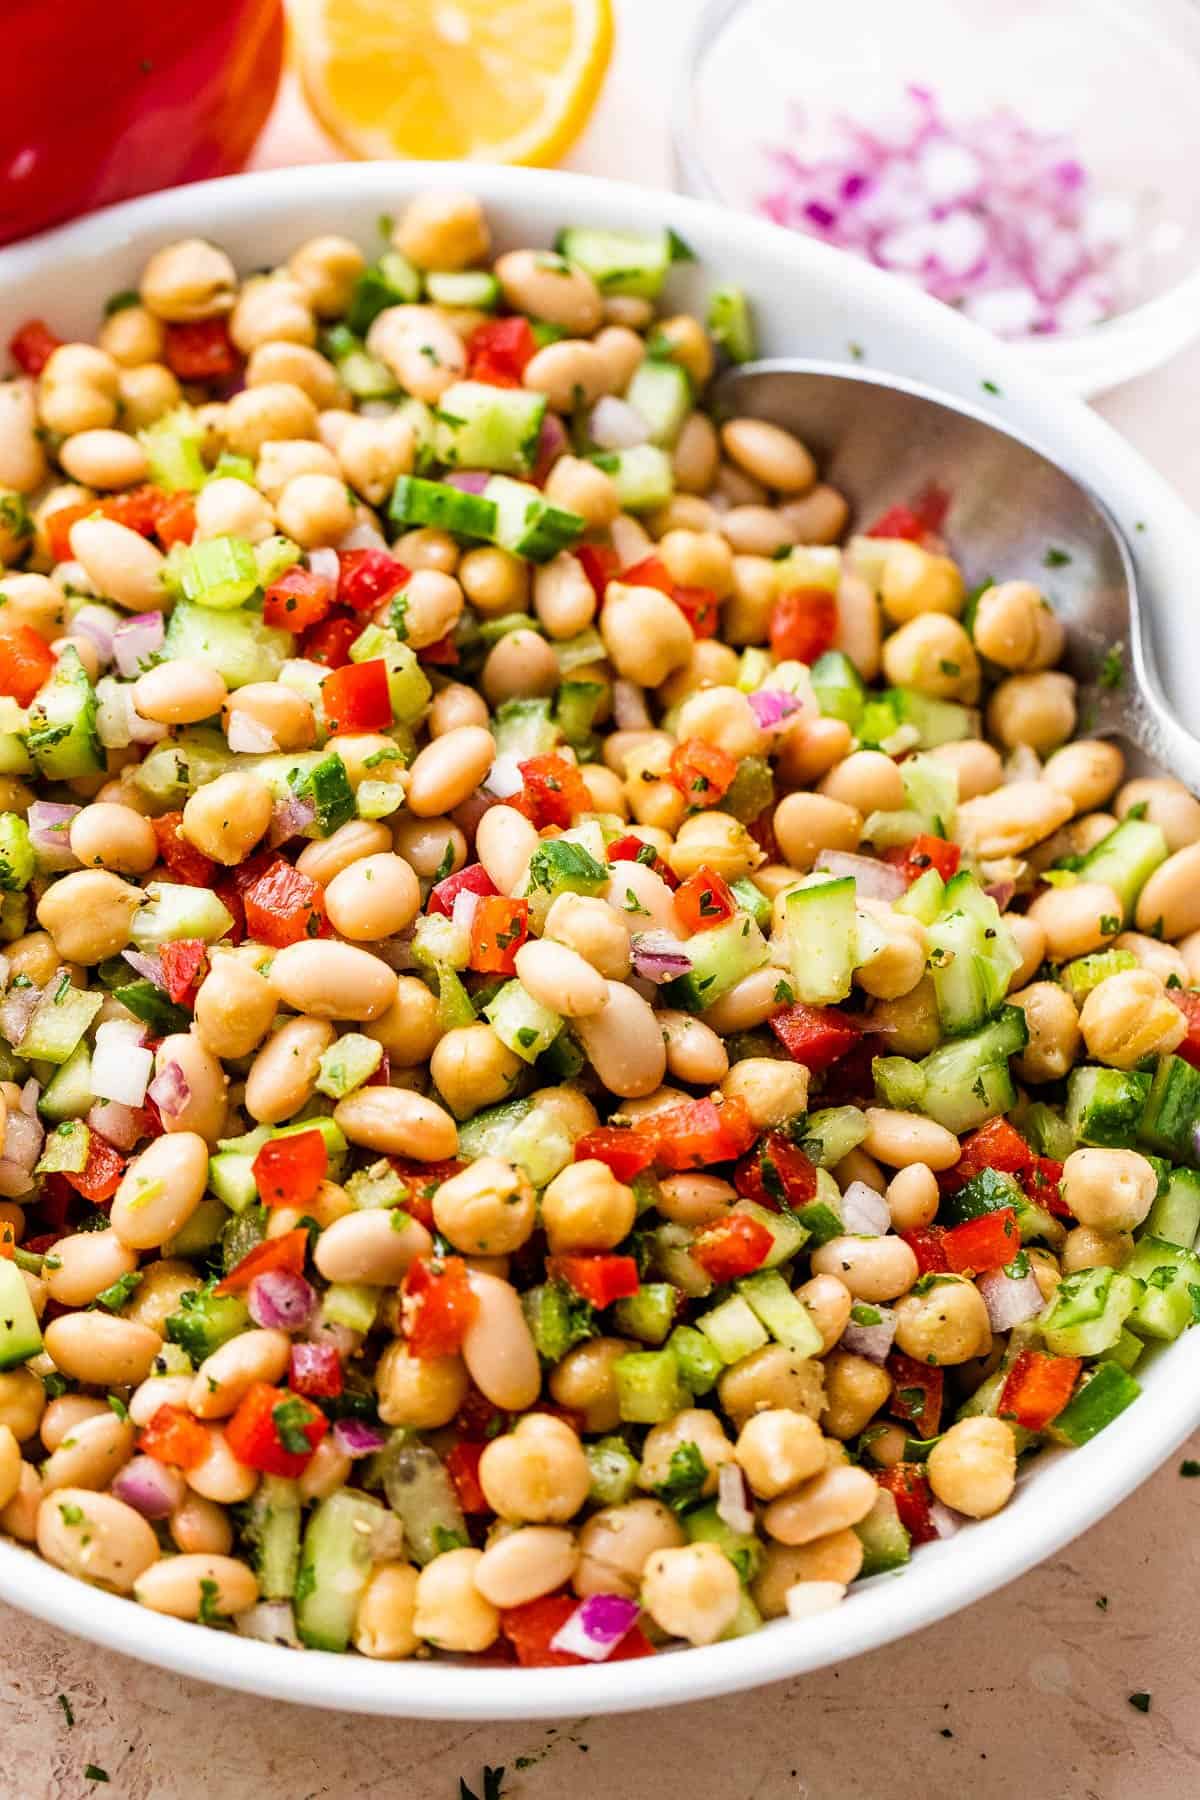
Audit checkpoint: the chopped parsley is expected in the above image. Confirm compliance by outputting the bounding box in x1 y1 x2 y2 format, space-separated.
433 1526 469 1555
1128 1692 1151 1714
981 378 1002 395
84 1768 109 1785
197 1577 222 1626
57 1694 74 1727
58 1503 85 1526
1096 1594 1109 1611
1043 547 1072 568
271 1397 315 1456
1099 915 1120 936
850 1304 882 1327
652 1441 708 1513
106 1394 128 1421
1181 1459 1200 1477
93 1270 143 1312
623 888 650 915
460 1769 506 1800
1098 644 1125 690
773 979 794 1004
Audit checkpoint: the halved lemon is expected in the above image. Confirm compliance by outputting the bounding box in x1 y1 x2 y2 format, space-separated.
289 0 614 166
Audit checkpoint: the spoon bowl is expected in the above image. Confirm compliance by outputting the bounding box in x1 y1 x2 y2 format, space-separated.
713 359 1199 787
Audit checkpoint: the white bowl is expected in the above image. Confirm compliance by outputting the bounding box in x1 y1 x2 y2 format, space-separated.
2 161 1200 1719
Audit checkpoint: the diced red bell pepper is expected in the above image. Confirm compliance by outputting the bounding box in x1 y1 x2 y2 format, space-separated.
499 1593 655 1667
513 753 591 830
900 1225 948 1276
1020 1156 1069 1218
445 1439 489 1513
151 812 216 887
769 1002 862 1072
153 491 197 548
401 1254 478 1360
101 484 166 538
225 1382 328 1477
667 738 738 807
881 834 961 887
946 1117 1035 1190
648 1096 758 1172
1170 988 1200 1070
300 609 361 669
577 543 619 605
886 1349 944 1439
62 1133 125 1204
942 1206 1020 1274
388 1156 465 1232
242 858 327 948
605 834 678 889
160 938 208 1008
252 1128 328 1209
466 316 538 387
418 633 459 666
875 1462 938 1545
998 1347 1082 1433
337 547 411 613
671 584 720 639
9 319 61 377
138 1402 210 1472
757 1132 819 1207
733 1152 773 1209
163 318 239 382
468 895 529 975
674 866 737 932
770 587 838 663
263 564 336 631
573 1126 657 1183
321 658 393 733
427 861 498 918
620 555 673 594
691 1211 774 1283
547 1253 640 1309
0 625 55 707
288 1340 344 1399
216 1227 309 1295
865 486 950 541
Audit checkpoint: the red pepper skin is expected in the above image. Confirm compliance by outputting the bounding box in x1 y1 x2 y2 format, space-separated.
886 1350 944 1439
468 896 529 975
769 1002 862 1072
151 813 217 887
998 1348 1082 1432
263 565 335 631
576 544 619 604
499 1593 655 1667
321 658 393 733
400 1255 478 1360
163 318 239 382
674 866 737 933
546 1254 640 1309
670 583 720 638
875 1463 938 1544
288 1340 344 1399
241 858 327 948
514 754 591 829
337 548 411 612
942 1117 1035 1197
573 1127 657 1183
901 1225 949 1276
941 1206 1020 1274
252 1129 328 1209
691 1212 774 1282
1170 989 1200 1069
619 554 673 592
865 487 950 542
300 610 361 668
756 1133 819 1207
138 1403 210 1472
466 317 538 387
216 1227 309 1294
154 492 197 548
225 1382 328 1478
605 835 678 889
160 939 208 1007
63 1133 125 1204
445 1440 489 1513
667 738 738 806
0 626 55 707
770 587 838 663
388 1157 464 1231
646 1096 757 1172
882 834 961 886
1020 1156 1069 1218
427 862 498 918
8 319 61 376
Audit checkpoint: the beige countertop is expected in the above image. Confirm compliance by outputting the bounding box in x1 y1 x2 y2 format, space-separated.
4 5 1200 1793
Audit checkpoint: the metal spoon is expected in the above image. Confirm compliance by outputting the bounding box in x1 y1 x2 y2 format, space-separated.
712 359 1197 786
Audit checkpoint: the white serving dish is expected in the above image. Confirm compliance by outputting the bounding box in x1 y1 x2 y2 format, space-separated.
2 161 1199 1719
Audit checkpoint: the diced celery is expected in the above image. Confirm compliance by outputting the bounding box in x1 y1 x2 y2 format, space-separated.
321 1284 379 1334
174 535 260 610
0 815 33 891
315 1033 383 1100
668 1324 724 1395
1061 948 1138 1002
697 1293 770 1365
736 1269 823 1356
18 979 103 1065
271 1116 348 1158
130 882 234 948
613 1283 678 1345
809 650 865 727
255 535 302 586
139 407 206 492
614 1348 689 1423
36 1118 90 1174
707 286 756 362
483 979 562 1064
586 1437 640 1506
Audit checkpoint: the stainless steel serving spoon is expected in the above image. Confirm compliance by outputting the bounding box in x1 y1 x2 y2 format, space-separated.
712 359 1200 788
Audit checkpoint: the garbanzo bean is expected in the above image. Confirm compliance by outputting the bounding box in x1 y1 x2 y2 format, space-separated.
36 868 142 965
773 793 862 870
762 1463 878 1546
1079 968 1186 1068
927 1418 1016 1518
0 1368 46 1442
67 802 157 874
541 1160 636 1254
818 750 905 816
642 1542 741 1646
430 1023 521 1120
735 1409 826 1500
1011 981 1082 1082
1060 1147 1157 1233
987 671 1076 752
881 612 979 700
718 1345 826 1428
433 1157 536 1256
893 1275 992 1366
600 582 694 687
720 1057 809 1129
878 543 964 623
414 1547 499 1653
180 769 272 866
194 956 278 1060
1135 842 1200 939
354 1563 420 1660
971 580 1064 671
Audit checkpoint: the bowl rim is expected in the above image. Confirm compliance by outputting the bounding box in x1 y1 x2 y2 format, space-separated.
3 158 1200 1718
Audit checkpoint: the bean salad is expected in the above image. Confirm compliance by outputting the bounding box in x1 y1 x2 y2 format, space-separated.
0 189 1197 1666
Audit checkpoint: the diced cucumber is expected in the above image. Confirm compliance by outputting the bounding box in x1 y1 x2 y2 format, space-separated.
130 882 234 949
483 475 585 561
17 978 102 1065
558 226 682 297
916 1008 1027 1131
26 647 102 780
1048 1361 1140 1446
271 1116 348 1159
38 1042 93 1121
795 1107 868 1170
900 754 957 837
729 876 772 932
624 359 692 447
942 1167 1024 1225
246 1476 302 1601
163 601 291 689
139 407 207 491
0 815 33 891
321 326 397 400
894 868 945 925
1109 1326 1145 1372
433 380 546 476
1039 1267 1139 1357
927 878 1020 1036
172 534 259 610
1138 1055 1200 1162
113 980 190 1036
614 1348 689 1422
322 1284 378 1333
785 876 856 1005
554 679 605 751
855 1488 911 1576
526 837 608 904
483 979 562 1063
345 252 420 334
456 1095 535 1161
503 1105 573 1188
1123 1235 1200 1340
295 1490 388 1651
707 286 756 362
1060 948 1138 1003
889 688 974 749
668 1324 724 1395
164 1285 250 1362
315 1033 383 1101
736 1269 823 1357
345 1159 407 1211
1076 818 1168 921
730 1199 809 1268
133 727 235 804
661 912 769 1012
872 1054 926 1112
1066 1064 1152 1148
1022 1101 1076 1161
288 751 356 837
370 1435 466 1566
772 546 841 596
683 1501 761 1583
589 445 674 512
697 1294 770 1365
165 1196 225 1259
613 1283 678 1345
389 473 497 537
809 651 865 727
0 1258 42 1368
586 1436 640 1506
649 1223 713 1299
1145 1166 1200 1249
255 535 302 587
492 697 558 760
521 1281 596 1363
424 270 500 310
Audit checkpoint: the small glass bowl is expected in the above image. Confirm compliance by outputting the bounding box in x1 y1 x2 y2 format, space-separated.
672 0 1200 394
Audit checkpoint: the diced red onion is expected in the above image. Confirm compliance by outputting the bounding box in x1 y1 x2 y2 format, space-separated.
148 1060 191 1120
92 1020 153 1108
268 793 317 848
122 947 166 989
112 1455 184 1519
748 687 803 732
248 1270 317 1332
332 1417 388 1459
450 788 501 841
305 1313 362 1360
612 679 650 731
840 1304 898 1364
128 699 168 746
483 753 525 800
71 603 119 664
307 546 340 585
534 411 568 475
3 1106 42 1172
337 520 389 553
443 470 492 495
87 1099 142 1150
930 1499 968 1539
235 1600 301 1648
112 611 165 678
977 1264 1044 1331
716 1461 755 1535
840 1180 890 1236
812 850 907 902
19 1078 39 1117
227 710 278 755
451 888 481 936
631 931 692 984
26 801 81 873
590 396 650 451
0 984 40 1050
983 880 1017 911
549 1594 641 1662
